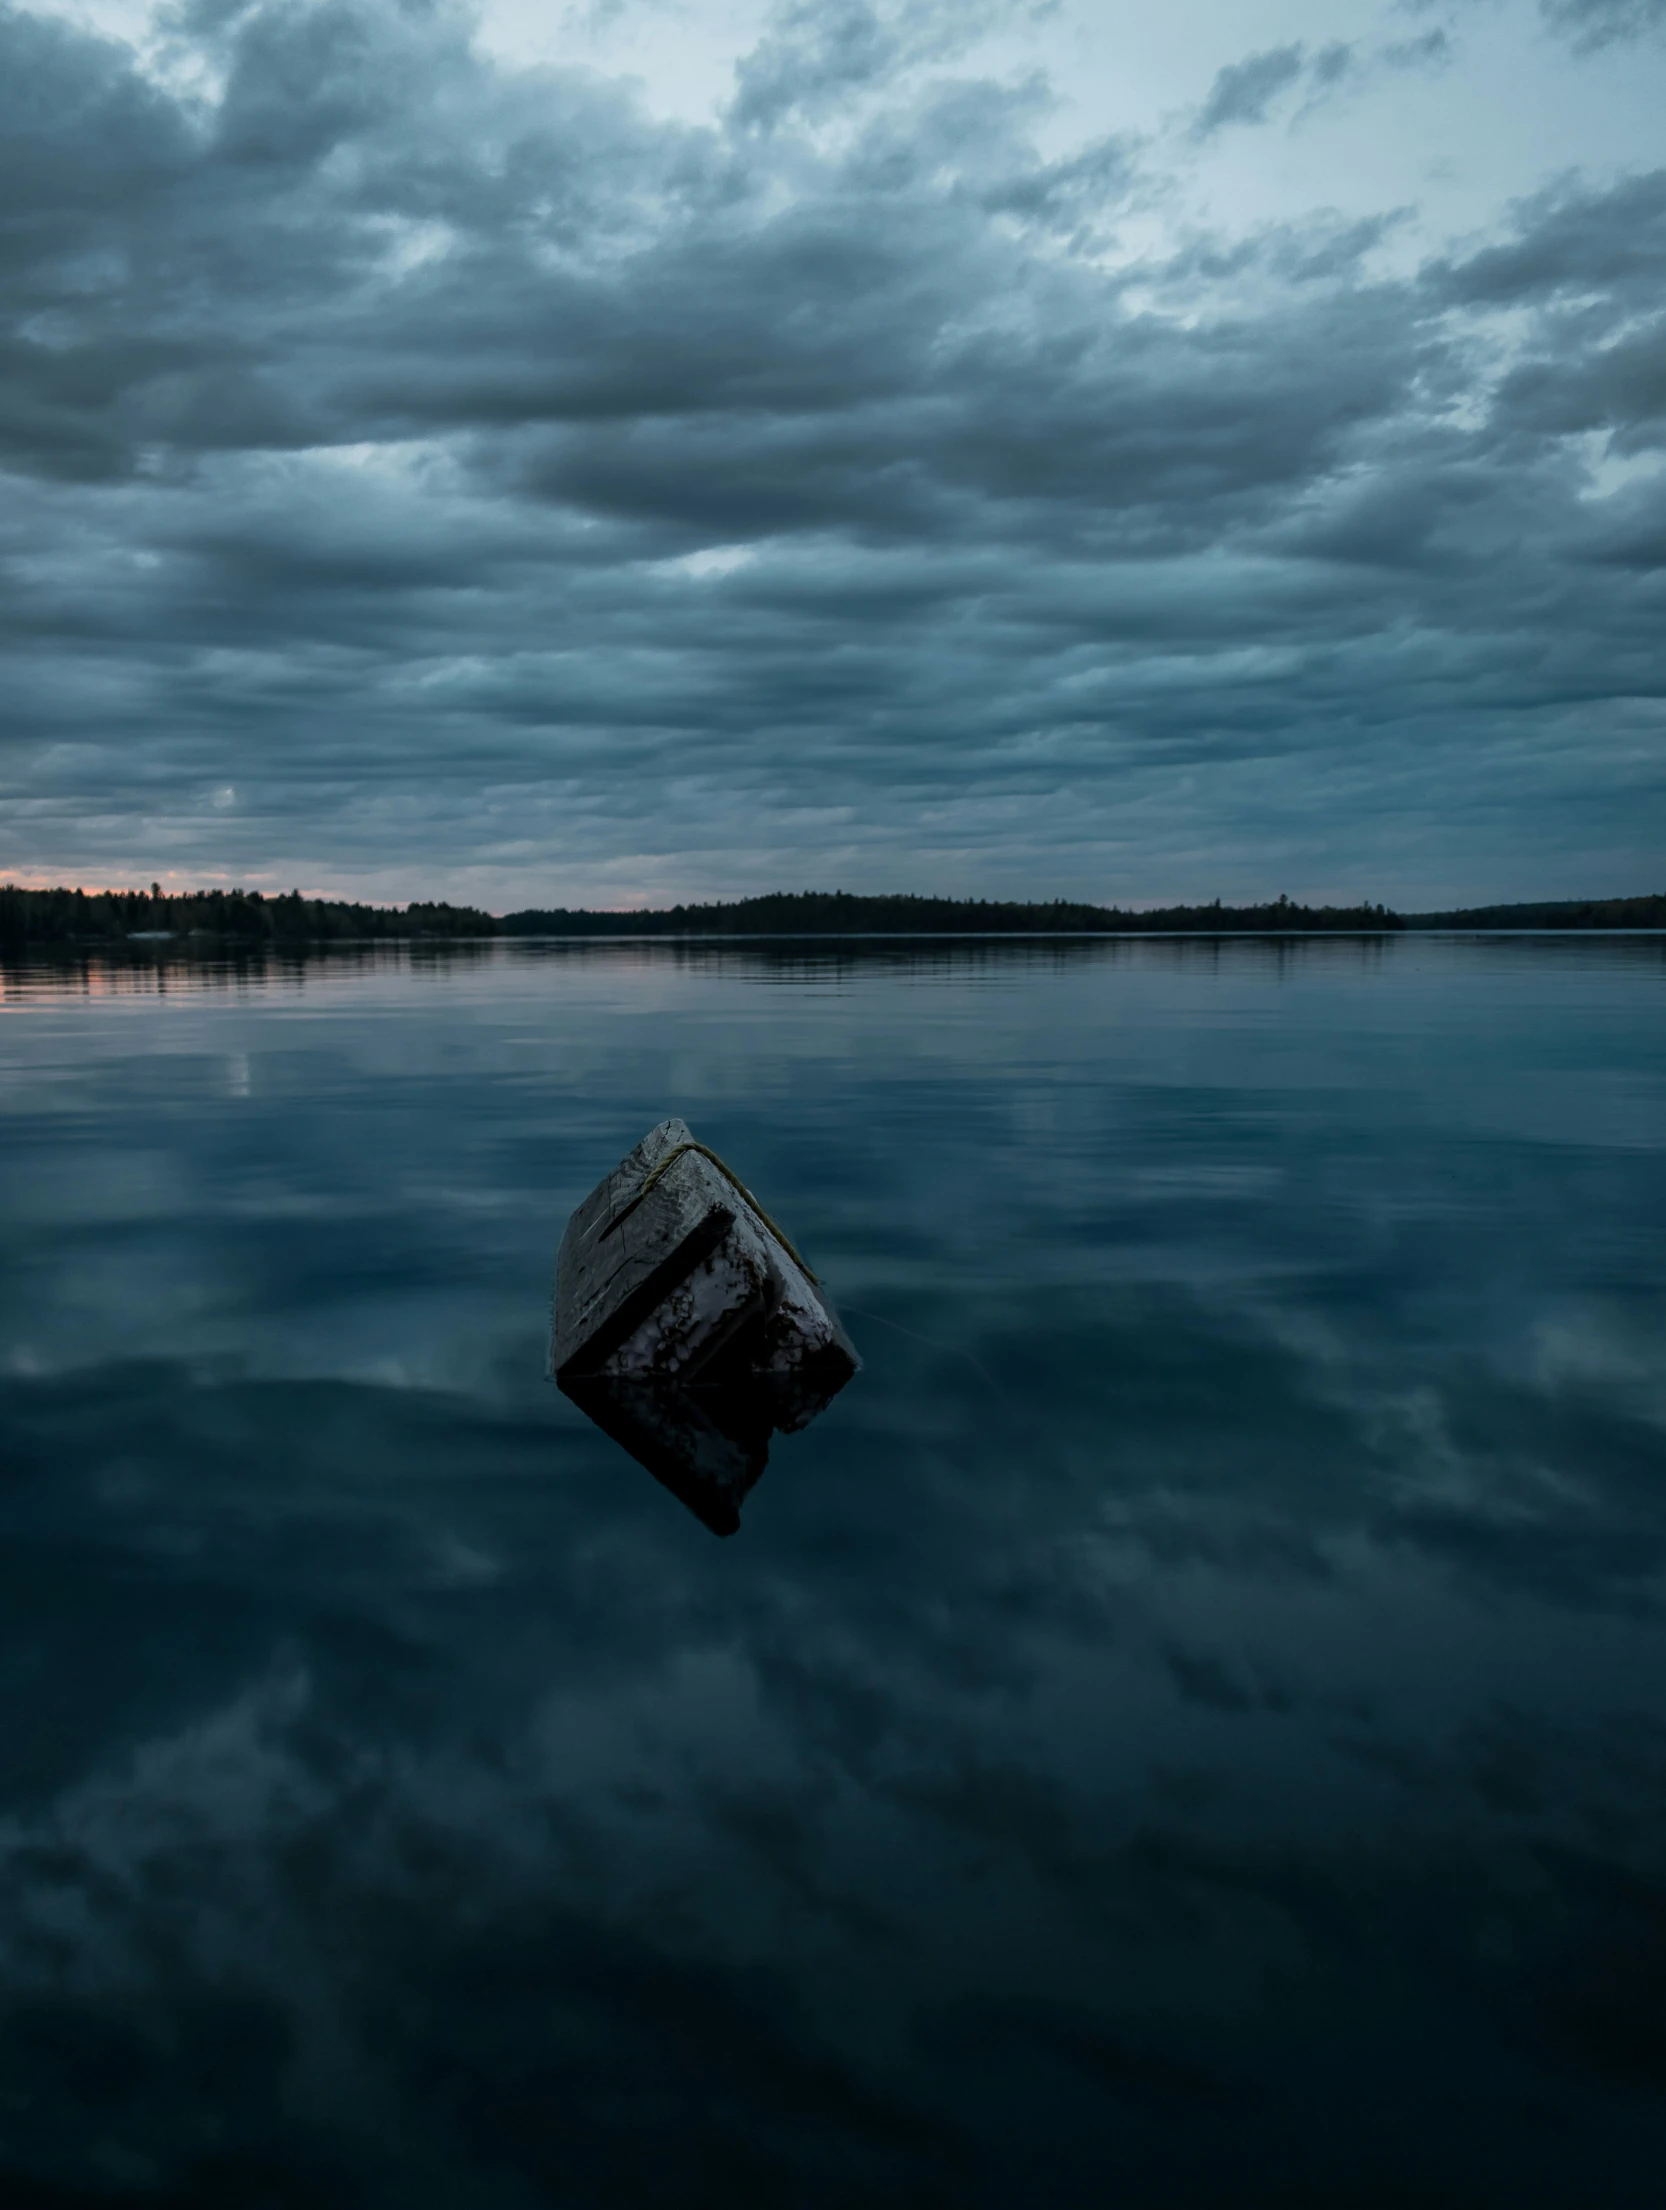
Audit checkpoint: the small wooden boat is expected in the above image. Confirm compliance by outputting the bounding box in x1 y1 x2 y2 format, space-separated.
551 1120 858 1530
551 1117 858 1394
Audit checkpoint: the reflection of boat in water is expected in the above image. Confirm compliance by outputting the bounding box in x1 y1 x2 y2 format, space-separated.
559 1372 809 1536
551 1119 859 1532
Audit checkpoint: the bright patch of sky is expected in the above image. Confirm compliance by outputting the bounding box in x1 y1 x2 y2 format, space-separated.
49 0 1666 258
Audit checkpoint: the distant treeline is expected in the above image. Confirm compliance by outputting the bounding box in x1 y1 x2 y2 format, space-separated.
497 891 1401 935
0 885 495 944
1402 893 1666 930
3 883 1662 944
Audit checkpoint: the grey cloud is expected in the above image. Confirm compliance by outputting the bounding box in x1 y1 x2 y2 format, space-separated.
1435 168 1666 304
977 130 1138 237
1310 39 1355 85
1429 0 1666 49
732 0 906 130
1382 26 1453 68
1540 0 1666 46
1192 28 1447 141
1498 320 1666 451
1434 172 1666 462
731 0 1001 132
1192 43 1306 136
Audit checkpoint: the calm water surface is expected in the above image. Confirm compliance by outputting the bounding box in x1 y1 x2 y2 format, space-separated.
1 934 1664 2207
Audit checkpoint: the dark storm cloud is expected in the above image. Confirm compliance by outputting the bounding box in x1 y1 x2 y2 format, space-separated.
1434 167 1666 305
0 0 1662 900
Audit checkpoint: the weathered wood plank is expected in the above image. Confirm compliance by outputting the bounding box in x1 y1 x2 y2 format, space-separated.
551 1118 860 1394
552 1120 731 1377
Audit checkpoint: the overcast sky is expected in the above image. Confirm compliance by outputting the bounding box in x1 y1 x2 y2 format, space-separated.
3 0 1664 908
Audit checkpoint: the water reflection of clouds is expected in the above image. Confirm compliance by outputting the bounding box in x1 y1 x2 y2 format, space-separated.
0 937 1663 2200
0 1484 1660 2200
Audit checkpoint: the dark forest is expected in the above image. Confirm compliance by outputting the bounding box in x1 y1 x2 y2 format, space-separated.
4 883 1663 944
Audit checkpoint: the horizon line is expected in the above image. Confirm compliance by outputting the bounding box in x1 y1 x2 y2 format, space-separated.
7 881 1663 919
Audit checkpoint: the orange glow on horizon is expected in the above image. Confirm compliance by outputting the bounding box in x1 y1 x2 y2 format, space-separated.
2 871 393 906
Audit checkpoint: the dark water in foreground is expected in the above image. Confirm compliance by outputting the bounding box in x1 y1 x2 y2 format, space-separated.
1 934 1663 2208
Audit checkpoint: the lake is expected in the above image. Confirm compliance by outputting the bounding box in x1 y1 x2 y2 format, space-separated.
1 932 1663 2207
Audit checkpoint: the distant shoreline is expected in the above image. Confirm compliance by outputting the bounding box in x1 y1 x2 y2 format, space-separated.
3 884 1664 946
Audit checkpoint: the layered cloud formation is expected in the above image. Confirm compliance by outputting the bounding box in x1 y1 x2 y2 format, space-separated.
1 0 1663 903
